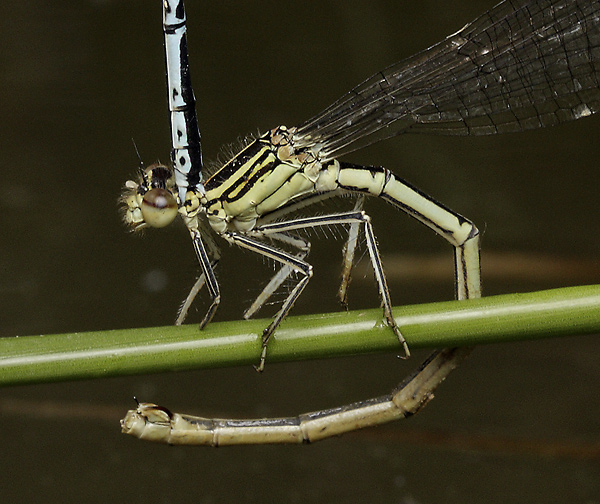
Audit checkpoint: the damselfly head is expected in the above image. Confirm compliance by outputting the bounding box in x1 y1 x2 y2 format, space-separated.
121 163 179 231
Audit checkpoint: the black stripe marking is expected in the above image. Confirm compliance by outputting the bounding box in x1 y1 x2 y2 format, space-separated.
164 22 186 33
205 140 270 189
175 0 185 20
220 157 276 202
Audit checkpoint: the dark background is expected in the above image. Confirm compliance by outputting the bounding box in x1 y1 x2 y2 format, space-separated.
0 0 598 502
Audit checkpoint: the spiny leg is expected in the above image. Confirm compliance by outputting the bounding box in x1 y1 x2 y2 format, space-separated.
338 195 365 308
175 258 219 325
252 189 362 308
252 210 409 358
223 232 313 372
176 224 221 325
189 229 221 329
243 232 311 320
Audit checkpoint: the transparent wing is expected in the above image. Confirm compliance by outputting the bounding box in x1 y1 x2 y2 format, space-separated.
294 0 600 161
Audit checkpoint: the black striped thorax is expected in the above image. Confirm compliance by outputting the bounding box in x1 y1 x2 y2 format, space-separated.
202 126 323 234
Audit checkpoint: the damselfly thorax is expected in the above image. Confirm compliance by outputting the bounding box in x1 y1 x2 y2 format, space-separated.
202 127 331 234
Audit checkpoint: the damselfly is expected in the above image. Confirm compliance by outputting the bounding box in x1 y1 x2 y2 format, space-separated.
121 0 600 444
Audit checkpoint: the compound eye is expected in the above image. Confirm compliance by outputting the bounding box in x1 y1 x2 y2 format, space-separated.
141 188 178 228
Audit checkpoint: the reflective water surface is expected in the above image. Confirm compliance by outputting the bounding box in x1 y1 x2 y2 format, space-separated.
0 0 598 502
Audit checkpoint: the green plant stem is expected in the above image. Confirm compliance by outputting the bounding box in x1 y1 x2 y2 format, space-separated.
1 285 599 386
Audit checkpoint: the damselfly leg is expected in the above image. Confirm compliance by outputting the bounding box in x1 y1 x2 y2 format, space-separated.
339 196 365 308
245 207 412 371
242 232 311 320
176 219 221 325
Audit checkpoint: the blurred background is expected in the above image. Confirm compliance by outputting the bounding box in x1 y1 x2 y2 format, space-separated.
0 0 598 502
